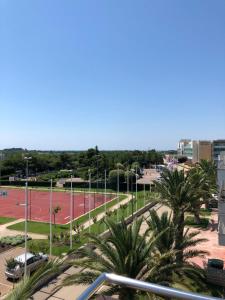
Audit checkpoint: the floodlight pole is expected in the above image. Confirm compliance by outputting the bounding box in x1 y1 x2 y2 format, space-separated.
88 170 91 234
117 167 119 222
24 156 31 278
144 183 146 206
127 168 129 194
49 179 53 257
0 152 3 186
70 175 73 249
104 169 107 230
135 165 138 212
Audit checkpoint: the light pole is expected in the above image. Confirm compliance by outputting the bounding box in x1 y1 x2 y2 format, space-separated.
144 183 146 206
0 152 4 186
104 169 107 230
127 169 129 218
70 175 73 249
88 170 91 234
127 168 129 194
24 156 32 278
117 167 119 222
135 165 138 212
49 179 53 257
96 155 100 191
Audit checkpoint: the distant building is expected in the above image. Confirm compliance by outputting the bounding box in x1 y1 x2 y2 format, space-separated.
213 140 225 163
177 139 212 163
177 139 193 160
178 139 225 164
192 140 212 163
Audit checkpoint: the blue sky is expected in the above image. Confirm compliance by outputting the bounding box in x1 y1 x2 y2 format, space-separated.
1 0 225 150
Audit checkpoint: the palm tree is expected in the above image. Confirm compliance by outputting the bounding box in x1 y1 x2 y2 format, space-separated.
147 209 208 260
147 210 207 290
62 217 176 300
197 160 217 208
53 205 61 226
188 160 217 223
154 168 201 263
5 259 62 300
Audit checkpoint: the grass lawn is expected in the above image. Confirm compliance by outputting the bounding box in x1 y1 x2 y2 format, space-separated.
0 216 16 225
185 216 209 229
15 191 157 256
199 208 212 216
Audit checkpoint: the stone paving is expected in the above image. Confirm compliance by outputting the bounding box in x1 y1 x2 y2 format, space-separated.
0 219 47 240
0 246 25 298
190 209 225 267
3 202 224 299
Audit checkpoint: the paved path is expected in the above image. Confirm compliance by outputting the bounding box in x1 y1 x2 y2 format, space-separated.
0 219 47 240
0 246 25 298
137 168 160 184
32 200 160 300
80 193 132 230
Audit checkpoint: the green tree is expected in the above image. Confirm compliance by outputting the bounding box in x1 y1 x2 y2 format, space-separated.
154 169 200 263
62 218 178 299
147 210 207 263
188 160 217 223
53 205 61 226
108 169 125 188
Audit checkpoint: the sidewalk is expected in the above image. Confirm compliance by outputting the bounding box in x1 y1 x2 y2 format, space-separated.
32 200 159 300
80 193 132 230
0 219 47 240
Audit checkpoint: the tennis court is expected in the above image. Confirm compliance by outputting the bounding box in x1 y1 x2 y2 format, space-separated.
0 188 114 224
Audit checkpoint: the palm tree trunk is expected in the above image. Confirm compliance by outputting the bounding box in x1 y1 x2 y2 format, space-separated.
194 211 201 224
173 211 184 263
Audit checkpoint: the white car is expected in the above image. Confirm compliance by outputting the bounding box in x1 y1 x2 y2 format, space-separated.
5 252 48 279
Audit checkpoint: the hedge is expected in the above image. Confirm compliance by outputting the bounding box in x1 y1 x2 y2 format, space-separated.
0 180 56 187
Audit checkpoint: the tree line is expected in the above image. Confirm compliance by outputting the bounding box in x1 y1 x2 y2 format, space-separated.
0 146 163 181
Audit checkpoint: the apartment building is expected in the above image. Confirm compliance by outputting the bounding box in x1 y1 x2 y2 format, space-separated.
213 140 225 162
177 140 212 163
177 139 193 160
193 140 212 163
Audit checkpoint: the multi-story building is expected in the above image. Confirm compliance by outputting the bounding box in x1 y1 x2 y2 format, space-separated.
177 139 212 163
178 139 225 164
213 140 225 163
192 140 212 163
177 139 193 160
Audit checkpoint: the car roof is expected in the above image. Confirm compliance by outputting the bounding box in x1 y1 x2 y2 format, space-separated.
15 252 35 263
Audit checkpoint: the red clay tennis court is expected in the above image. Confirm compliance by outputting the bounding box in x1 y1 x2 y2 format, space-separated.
0 188 115 224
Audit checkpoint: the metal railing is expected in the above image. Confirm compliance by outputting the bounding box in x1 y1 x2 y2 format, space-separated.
77 273 221 300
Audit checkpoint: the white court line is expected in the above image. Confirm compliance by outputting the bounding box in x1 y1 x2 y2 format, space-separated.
64 216 70 220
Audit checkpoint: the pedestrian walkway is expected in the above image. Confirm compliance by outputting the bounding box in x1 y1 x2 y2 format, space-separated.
0 219 47 240
32 200 160 300
80 193 132 230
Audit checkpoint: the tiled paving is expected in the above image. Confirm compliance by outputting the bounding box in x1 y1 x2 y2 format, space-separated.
0 246 25 298
190 210 225 267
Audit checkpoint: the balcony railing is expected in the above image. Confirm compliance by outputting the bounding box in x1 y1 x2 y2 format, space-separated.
77 273 221 300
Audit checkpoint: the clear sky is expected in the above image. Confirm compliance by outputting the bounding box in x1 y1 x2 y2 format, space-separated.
1 0 225 151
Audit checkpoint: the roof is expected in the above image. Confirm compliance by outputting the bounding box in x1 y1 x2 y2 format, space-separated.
15 252 34 263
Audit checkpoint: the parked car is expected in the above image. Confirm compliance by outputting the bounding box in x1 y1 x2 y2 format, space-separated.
5 252 48 279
